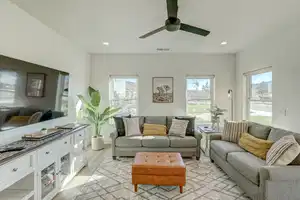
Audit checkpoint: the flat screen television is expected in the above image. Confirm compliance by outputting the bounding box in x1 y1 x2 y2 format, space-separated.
0 54 69 132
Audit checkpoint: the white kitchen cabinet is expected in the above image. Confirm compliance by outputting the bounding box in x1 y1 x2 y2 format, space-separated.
0 125 89 200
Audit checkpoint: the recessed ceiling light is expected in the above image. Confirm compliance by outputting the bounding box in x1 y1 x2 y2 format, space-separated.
103 42 109 46
220 41 228 46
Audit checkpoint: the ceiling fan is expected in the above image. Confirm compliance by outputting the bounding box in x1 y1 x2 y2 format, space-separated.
139 0 210 39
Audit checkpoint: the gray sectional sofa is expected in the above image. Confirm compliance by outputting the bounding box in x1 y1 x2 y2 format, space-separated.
210 122 300 200
110 116 202 160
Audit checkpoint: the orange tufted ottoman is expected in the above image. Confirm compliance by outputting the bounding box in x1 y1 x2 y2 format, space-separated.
132 152 186 193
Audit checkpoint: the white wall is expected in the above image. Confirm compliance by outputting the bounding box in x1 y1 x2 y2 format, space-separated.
91 54 236 142
236 20 300 133
0 1 90 145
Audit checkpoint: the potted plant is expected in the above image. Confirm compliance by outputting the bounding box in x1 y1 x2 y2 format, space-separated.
77 86 120 150
208 105 227 131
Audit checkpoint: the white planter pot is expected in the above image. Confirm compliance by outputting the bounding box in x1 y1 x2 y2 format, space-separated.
91 136 104 151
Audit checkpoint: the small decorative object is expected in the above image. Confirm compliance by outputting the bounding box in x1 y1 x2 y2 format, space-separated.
77 86 120 151
208 105 227 131
26 73 46 97
152 77 173 103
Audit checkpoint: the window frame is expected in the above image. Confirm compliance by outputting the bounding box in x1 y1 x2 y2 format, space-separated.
109 75 139 117
185 75 215 124
244 67 272 124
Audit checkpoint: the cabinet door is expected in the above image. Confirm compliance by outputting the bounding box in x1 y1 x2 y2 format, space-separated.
39 162 59 200
57 153 72 189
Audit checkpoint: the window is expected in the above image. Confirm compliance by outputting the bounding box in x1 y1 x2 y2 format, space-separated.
109 76 138 117
245 68 272 125
55 73 69 115
186 76 214 126
0 70 18 107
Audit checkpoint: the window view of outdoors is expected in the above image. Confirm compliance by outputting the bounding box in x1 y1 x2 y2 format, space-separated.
186 78 212 126
109 78 138 117
249 71 272 125
0 70 17 108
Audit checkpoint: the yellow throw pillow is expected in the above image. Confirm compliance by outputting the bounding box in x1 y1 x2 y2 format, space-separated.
143 123 167 136
239 132 273 160
7 116 31 124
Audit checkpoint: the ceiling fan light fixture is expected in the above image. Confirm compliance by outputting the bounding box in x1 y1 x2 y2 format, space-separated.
102 42 109 46
220 41 228 46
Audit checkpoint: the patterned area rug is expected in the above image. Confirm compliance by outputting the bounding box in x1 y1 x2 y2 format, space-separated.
75 149 250 200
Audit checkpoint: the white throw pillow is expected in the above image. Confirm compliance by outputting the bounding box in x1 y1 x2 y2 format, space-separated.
266 135 300 166
123 118 141 136
168 119 189 137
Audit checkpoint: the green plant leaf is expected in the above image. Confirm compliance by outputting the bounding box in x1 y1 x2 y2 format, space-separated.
88 86 97 98
103 107 121 118
77 95 96 112
91 91 100 107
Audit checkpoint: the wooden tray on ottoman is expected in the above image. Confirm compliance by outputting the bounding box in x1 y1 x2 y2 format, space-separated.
132 152 186 193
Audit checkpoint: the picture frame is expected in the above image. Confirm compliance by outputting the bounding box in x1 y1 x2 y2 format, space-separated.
152 77 174 103
26 73 46 97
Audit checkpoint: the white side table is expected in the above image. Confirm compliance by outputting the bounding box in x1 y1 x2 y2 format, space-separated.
198 126 221 156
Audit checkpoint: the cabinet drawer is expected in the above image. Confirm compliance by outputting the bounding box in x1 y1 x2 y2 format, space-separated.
58 135 72 155
38 142 58 168
0 154 33 191
74 130 85 144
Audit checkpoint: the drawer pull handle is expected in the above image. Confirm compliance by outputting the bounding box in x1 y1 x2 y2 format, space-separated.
64 141 67 144
79 134 82 136
45 151 50 154
12 168 18 172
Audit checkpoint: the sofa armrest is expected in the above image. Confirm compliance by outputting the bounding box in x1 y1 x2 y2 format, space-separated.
110 131 118 158
194 131 202 141
260 166 300 199
110 131 118 140
260 166 300 181
209 134 222 141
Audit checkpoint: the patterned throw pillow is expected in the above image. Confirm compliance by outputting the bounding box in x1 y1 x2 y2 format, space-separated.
143 123 167 136
222 120 248 143
123 118 142 136
239 132 273 160
168 119 189 138
266 135 300 166
175 116 195 136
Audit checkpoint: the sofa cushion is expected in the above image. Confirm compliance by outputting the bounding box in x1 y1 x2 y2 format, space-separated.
142 136 170 148
115 136 143 147
175 116 195 136
227 152 266 185
211 140 245 160
248 122 271 140
169 136 197 148
166 116 174 131
144 116 166 125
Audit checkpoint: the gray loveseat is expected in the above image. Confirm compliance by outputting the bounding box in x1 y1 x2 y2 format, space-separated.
110 116 202 160
210 122 300 200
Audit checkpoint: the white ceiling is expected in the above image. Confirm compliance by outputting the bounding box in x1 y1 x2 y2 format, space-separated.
11 0 300 54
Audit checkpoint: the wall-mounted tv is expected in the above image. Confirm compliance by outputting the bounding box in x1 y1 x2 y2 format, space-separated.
0 54 69 132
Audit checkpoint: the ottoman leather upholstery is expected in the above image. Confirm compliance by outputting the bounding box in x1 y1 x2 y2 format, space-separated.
132 152 186 193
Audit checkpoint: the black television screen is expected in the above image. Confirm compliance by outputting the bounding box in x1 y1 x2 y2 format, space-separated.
0 54 69 131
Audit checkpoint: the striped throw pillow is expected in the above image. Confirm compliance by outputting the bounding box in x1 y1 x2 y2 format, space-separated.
222 120 248 143
143 123 167 136
169 119 189 137
266 135 300 166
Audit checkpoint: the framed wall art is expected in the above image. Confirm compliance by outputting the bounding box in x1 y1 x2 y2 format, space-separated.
26 73 46 97
152 77 173 103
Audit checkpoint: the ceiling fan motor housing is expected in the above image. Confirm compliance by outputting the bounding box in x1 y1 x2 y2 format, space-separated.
165 17 181 32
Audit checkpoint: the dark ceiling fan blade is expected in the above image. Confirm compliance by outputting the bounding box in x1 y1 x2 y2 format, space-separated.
180 23 210 36
166 0 178 18
139 26 166 39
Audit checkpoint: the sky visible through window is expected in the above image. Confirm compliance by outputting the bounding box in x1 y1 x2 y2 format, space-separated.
252 71 272 84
